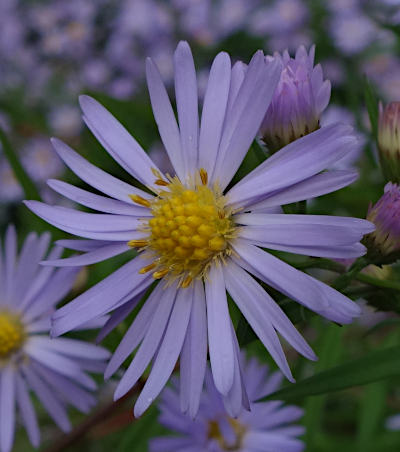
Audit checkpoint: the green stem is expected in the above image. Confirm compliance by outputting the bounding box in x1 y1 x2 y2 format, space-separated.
356 273 400 291
0 127 41 200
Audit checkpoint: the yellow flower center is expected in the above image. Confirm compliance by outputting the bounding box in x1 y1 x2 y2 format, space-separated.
129 170 236 287
0 311 25 359
208 418 247 450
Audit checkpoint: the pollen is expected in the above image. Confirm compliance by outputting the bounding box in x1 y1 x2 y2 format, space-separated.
130 170 236 286
0 311 25 359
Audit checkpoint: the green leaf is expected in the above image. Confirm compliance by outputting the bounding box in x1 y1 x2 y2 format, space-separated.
363 76 379 141
304 322 345 450
263 345 400 402
0 127 41 201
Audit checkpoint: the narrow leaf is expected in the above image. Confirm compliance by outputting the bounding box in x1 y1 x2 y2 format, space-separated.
0 127 41 200
263 345 400 402
363 76 379 141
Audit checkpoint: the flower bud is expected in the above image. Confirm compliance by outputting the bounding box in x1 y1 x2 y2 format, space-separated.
260 45 331 153
364 182 400 264
378 102 400 183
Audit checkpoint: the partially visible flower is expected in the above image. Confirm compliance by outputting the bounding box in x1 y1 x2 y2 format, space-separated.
21 136 64 183
260 45 331 153
27 42 372 419
386 413 400 431
0 157 23 203
378 102 400 183
329 9 376 55
365 183 400 264
151 355 305 452
48 105 82 139
321 105 365 169
0 226 110 452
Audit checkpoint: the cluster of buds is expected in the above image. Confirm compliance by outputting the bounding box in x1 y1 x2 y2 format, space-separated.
377 102 400 183
364 183 400 264
260 45 331 153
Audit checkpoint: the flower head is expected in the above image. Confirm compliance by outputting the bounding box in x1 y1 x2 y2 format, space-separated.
378 102 400 183
151 355 305 452
365 182 400 264
260 45 331 153
27 41 372 419
0 226 110 452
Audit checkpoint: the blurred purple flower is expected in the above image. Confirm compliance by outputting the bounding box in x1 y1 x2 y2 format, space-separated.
151 355 305 452
27 42 371 418
48 105 82 138
321 105 365 169
21 136 64 183
0 158 22 203
386 413 400 431
260 45 331 152
365 182 400 263
378 102 400 182
0 226 110 452
329 9 377 55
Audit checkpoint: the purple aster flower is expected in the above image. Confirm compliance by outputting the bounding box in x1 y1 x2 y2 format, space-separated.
0 226 110 452
21 136 64 183
151 355 305 452
26 41 373 418
321 105 365 169
328 9 377 55
365 183 400 264
0 157 23 203
378 102 400 182
260 45 331 153
386 413 400 431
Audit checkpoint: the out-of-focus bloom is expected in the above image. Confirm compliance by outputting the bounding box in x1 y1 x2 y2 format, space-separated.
386 413 400 430
363 54 400 101
378 102 400 183
151 356 305 452
0 158 22 203
260 45 331 153
48 105 82 139
321 105 365 169
250 0 309 50
0 226 110 452
329 9 376 55
27 42 372 418
21 136 64 183
365 183 400 264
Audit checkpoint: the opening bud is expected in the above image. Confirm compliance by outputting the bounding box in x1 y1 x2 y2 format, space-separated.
260 45 331 153
378 102 400 183
364 182 400 264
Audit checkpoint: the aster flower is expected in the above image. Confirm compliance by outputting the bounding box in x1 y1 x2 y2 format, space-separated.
378 102 400 183
0 226 110 452
26 41 373 418
151 355 305 452
260 45 331 153
364 182 400 264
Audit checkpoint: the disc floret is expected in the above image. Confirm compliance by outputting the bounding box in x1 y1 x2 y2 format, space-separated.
0 310 25 360
130 170 236 286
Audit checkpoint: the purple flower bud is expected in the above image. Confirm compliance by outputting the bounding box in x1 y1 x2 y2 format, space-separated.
378 102 400 183
260 45 331 153
365 182 400 263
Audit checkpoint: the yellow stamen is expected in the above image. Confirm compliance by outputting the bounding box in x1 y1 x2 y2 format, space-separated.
199 168 208 185
128 239 148 248
139 263 157 274
180 276 192 288
153 268 169 279
155 179 169 186
129 194 151 208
